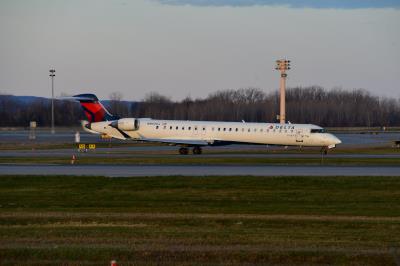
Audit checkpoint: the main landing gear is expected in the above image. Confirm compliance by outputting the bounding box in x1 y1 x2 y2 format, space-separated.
193 146 202 155
178 146 202 155
179 147 189 155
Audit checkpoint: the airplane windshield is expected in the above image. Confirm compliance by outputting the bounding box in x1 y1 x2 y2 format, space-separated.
310 128 325 133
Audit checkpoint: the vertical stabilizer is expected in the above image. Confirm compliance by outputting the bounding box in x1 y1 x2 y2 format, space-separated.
73 94 119 122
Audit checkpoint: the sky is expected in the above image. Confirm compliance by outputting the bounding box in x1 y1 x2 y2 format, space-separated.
0 0 399 101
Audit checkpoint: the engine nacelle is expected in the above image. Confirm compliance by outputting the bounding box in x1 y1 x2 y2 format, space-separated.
110 118 140 131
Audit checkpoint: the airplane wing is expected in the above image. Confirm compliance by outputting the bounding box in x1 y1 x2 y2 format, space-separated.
139 137 210 146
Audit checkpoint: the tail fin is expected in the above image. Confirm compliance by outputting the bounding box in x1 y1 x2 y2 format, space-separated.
73 94 119 122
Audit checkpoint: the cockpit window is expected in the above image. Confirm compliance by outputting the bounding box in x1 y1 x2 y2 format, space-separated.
310 128 325 133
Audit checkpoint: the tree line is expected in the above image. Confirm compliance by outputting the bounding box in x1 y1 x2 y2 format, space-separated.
0 86 399 127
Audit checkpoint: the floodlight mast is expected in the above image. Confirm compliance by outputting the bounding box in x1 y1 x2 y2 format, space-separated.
49 69 56 134
275 59 290 124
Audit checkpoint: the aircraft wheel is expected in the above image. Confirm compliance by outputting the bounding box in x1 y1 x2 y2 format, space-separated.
179 147 189 155
193 146 202 155
321 146 328 155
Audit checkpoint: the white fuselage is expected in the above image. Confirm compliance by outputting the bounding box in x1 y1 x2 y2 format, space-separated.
89 118 341 148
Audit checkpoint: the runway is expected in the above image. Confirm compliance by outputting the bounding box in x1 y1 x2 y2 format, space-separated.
1 164 399 177
0 149 400 158
1 130 399 146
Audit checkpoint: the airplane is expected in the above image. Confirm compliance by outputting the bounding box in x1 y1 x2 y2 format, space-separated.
69 93 341 155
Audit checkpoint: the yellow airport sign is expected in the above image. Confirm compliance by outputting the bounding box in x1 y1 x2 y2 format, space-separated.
78 144 86 150
78 144 96 150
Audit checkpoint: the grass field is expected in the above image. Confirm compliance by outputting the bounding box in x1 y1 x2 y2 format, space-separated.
0 140 399 154
0 141 161 150
0 175 400 265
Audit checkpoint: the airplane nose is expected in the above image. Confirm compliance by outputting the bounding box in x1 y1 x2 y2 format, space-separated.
331 134 341 145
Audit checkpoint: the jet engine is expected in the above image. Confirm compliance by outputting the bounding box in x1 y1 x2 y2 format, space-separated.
110 118 140 131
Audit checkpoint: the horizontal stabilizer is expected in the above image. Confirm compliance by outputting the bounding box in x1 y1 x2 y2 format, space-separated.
61 95 98 102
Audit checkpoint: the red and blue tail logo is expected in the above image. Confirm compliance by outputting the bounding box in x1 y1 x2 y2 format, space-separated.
73 94 119 122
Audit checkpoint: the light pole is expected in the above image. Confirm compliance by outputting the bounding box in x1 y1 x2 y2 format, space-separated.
49 69 56 134
275 59 291 124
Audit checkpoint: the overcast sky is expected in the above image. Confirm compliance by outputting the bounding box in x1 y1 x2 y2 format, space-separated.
0 0 399 100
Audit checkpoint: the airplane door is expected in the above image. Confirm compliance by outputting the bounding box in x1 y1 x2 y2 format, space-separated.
201 126 207 137
295 129 304 143
198 125 207 138
191 125 206 138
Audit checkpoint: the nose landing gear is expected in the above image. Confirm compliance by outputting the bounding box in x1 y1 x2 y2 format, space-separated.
321 146 329 155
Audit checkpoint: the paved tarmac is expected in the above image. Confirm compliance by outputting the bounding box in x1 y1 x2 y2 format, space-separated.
0 149 399 158
1 130 399 146
1 164 399 177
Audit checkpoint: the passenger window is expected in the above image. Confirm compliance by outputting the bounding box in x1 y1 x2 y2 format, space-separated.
195 127 198 130
170 126 172 130
182 127 184 130
176 126 178 130
163 126 166 129
218 128 221 131
188 127 191 130
235 128 238 132
248 128 250 132
223 128 226 131
156 126 159 129
229 128 232 131
203 127 206 131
